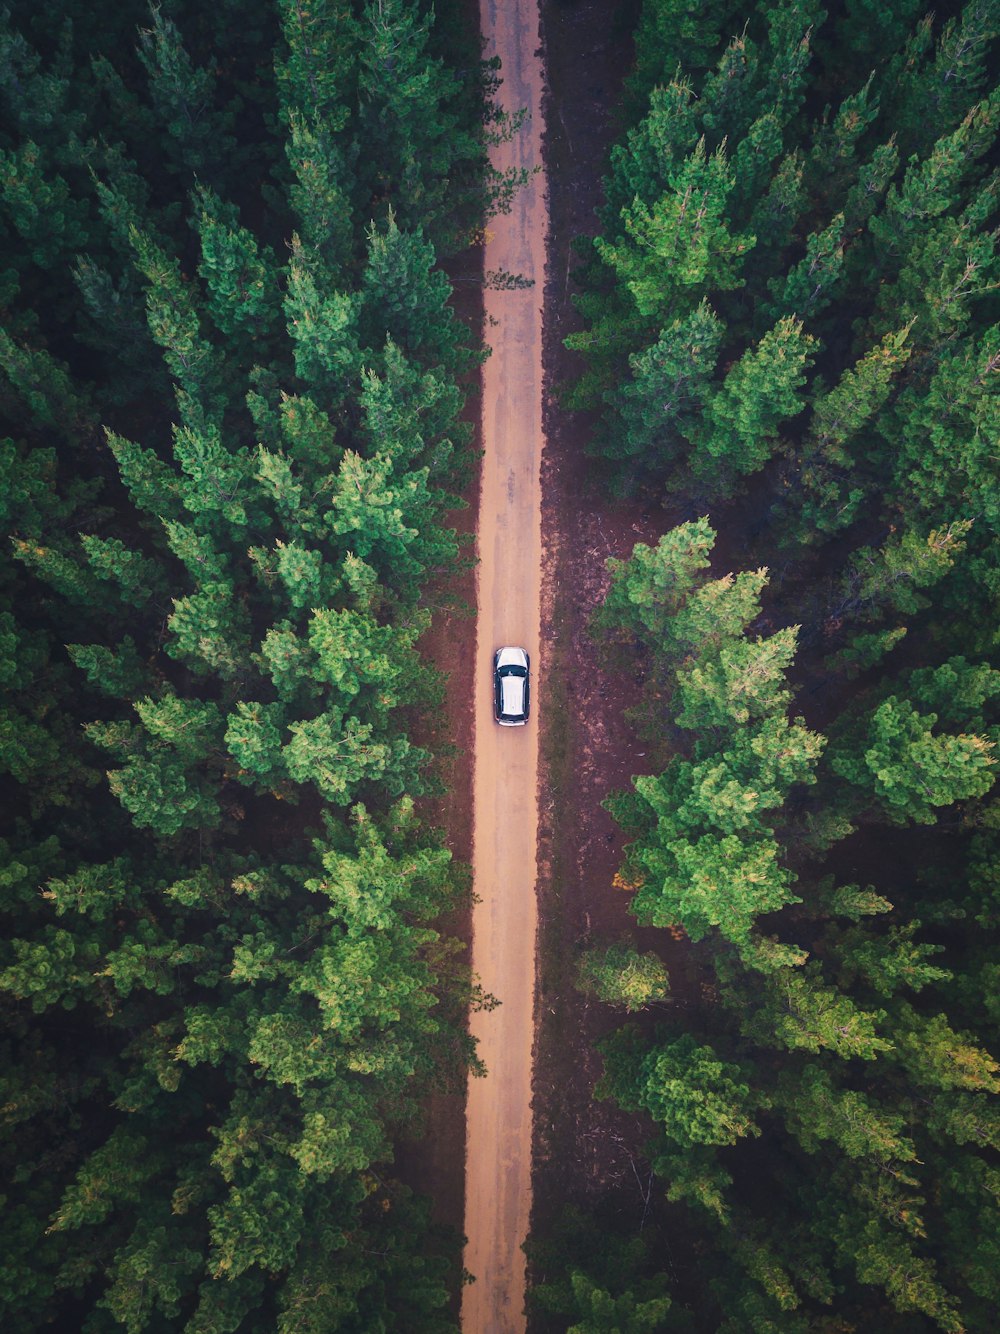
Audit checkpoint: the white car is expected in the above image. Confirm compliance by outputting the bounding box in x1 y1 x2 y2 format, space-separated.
493 647 530 725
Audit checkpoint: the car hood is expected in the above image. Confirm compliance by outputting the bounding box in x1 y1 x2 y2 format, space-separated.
496 646 529 670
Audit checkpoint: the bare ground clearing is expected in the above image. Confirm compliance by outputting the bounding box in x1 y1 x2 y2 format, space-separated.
530 0 702 1324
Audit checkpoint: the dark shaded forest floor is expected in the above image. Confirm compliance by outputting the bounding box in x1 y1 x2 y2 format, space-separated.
529 0 705 1326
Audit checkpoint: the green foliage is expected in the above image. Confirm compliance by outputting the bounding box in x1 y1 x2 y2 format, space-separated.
673 625 799 729
0 1 490 1326
592 516 715 644
0 139 89 267
886 324 1000 532
284 234 360 402
276 0 359 136
766 212 846 321
80 534 165 608
360 211 477 375
355 0 483 246
283 107 356 277
127 224 226 413
193 185 281 345
577 938 670 1011
841 521 973 620
595 137 753 326
284 710 420 804
566 6 1000 1328
564 1272 673 1333
776 1063 917 1162
592 503 997 1327
136 3 238 187
626 0 736 100
600 300 723 487
166 580 252 679
601 1031 764 1147
795 324 914 538
737 963 892 1060
527 1206 677 1333
634 829 799 944
830 696 996 825
692 316 815 495
0 328 95 436
603 78 700 221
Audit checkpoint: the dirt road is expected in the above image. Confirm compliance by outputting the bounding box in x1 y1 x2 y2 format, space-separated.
461 0 546 1329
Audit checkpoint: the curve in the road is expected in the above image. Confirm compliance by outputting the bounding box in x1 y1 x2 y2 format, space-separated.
461 0 547 1330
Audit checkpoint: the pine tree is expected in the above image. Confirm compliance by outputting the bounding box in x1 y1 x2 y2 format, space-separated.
747 147 807 259
869 92 1000 267
673 626 799 729
577 938 670 1011
802 73 880 207
193 185 281 347
594 137 753 327
692 315 814 495
136 4 239 188
888 0 1000 156
600 300 723 485
602 78 700 222
355 0 483 245
885 325 1000 530
697 32 763 148
359 336 469 486
794 324 914 538
591 516 715 645
127 225 227 414
0 329 96 437
283 710 421 804
736 963 892 1060
283 108 357 278
283 233 360 406
600 1031 764 1147
0 139 89 268
276 0 359 136
728 111 786 222
80 535 166 609
765 212 845 322
842 137 899 231
830 695 996 825
633 829 799 942
624 0 736 108
838 521 973 622
359 211 476 375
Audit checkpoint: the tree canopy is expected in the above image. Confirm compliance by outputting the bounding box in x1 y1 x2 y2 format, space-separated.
549 2 1000 1330
0 1 506 1327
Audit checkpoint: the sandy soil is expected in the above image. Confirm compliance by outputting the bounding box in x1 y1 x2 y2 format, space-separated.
461 0 548 1329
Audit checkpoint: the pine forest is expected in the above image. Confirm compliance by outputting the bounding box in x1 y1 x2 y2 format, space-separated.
532 1 1000 1331
0 0 508 1328
1 0 998 1332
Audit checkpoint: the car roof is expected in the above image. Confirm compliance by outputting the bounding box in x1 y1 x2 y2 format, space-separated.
501 675 526 714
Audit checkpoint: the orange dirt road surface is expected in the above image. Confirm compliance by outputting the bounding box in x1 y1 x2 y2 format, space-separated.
461 0 547 1330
